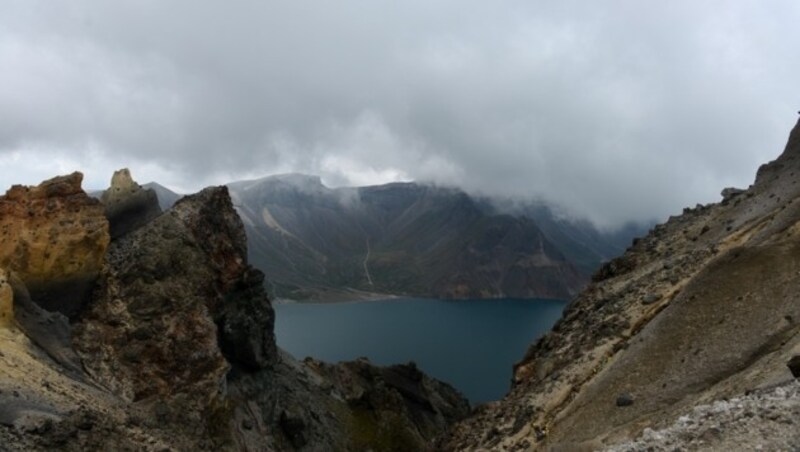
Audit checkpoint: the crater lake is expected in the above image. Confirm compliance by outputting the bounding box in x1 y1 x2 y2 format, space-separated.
274 297 567 404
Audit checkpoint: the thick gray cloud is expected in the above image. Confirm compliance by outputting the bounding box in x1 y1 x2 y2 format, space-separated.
1 1 799 227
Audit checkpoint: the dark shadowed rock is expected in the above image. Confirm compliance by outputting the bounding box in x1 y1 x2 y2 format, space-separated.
9 272 83 377
303 358 471 442
642 294 661 305
788 356 800 378
217 268 276 370
279 407 308 448
100 169 162 239
616 393 634 407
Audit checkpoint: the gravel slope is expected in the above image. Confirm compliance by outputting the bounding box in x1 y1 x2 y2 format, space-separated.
606 380 800 452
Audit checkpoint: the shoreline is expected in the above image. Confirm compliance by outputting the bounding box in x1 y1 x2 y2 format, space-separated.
273 295 569 306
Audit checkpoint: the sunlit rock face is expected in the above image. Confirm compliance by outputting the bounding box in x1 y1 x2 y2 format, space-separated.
0 172 109 318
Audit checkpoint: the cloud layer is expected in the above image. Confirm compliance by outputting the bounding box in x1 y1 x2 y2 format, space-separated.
1 1 799 227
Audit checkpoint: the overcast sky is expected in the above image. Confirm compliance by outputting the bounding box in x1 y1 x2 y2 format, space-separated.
1 1 799 227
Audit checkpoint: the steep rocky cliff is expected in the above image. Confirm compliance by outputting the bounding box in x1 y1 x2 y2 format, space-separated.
444 118 800 450
0 172 469 451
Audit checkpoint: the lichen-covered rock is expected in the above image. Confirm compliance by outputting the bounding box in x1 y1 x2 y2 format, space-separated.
0 268 13 328
100 168 161 239
0 173 109 318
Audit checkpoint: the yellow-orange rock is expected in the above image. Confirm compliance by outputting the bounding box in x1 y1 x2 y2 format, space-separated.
0 268 12 327
0 172 110 317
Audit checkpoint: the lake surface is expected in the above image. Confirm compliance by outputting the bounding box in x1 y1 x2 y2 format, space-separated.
273 298 567 404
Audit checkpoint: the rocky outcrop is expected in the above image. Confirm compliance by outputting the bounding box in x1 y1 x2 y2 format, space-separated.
444 118 800 450
63 182 467 450
224 353 470 451
100 168 162 239
74 186 265 406
0 173 109 318
307 358 471 442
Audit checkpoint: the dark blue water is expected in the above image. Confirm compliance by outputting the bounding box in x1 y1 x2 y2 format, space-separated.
273 298 566 404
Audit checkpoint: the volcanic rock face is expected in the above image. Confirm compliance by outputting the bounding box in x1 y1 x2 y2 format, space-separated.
0 173 109 318
67 183 465 450
100 168 162 239
74 186 271 403
444 118 800 450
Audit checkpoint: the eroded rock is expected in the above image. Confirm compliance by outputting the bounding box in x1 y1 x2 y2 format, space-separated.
73 188 248 403
100 168 161 239
0 176 471 451
0 173 109 318
303 357 471 448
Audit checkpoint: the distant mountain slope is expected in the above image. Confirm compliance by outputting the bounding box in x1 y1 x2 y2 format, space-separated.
142 182 182 210
481 200 652 275
227 175 605 301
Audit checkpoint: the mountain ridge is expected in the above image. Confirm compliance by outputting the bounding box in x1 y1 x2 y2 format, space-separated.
1 117 799 450
131 174 647 302
228 177 591 301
